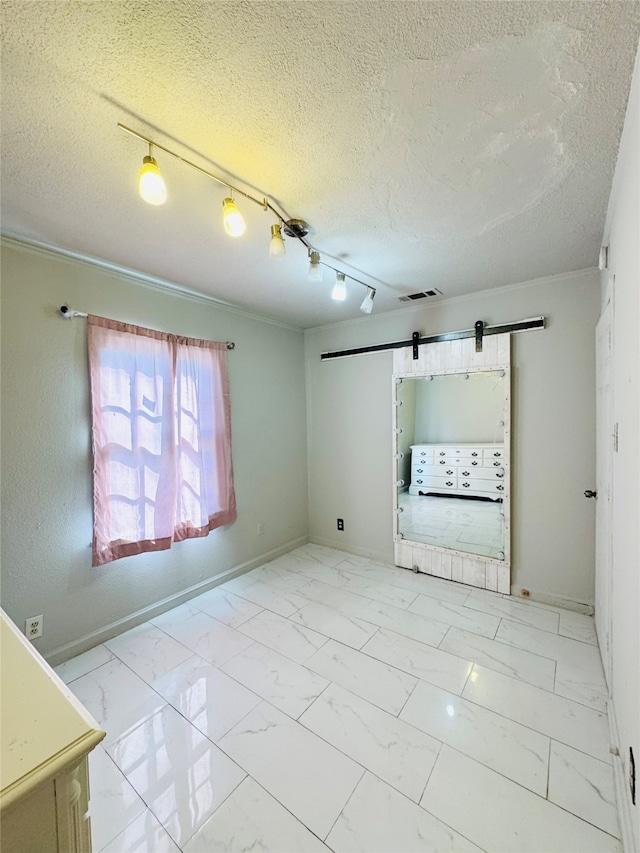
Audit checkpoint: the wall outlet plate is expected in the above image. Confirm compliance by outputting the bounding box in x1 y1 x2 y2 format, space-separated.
337 518 344 531
25 615 43 640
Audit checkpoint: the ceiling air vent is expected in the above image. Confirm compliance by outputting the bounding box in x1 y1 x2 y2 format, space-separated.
398 289 442 302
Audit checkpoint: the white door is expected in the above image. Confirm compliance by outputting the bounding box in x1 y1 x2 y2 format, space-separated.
595 283 613 688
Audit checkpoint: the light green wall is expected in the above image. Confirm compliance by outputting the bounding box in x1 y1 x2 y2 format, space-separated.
0 242 308 657
305 269 601 604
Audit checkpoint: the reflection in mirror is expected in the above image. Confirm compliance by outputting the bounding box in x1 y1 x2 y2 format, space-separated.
395 371 508 561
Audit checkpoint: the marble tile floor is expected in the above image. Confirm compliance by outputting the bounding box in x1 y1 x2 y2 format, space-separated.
55 544 620 853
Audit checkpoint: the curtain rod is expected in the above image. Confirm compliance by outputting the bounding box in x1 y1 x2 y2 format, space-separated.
320 316 545 360
59 306 235 349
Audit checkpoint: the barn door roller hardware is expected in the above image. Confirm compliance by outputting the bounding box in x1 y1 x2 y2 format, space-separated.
320 316 545 361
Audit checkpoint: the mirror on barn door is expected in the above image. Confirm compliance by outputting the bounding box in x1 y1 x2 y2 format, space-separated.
392 333 512 594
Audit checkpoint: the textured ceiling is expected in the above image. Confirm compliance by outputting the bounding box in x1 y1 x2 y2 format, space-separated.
1 1 639 328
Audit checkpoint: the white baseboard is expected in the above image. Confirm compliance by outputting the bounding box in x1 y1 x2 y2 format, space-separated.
45 536 308 667
608 697 638 852
509 583 594 615
309 535 393 566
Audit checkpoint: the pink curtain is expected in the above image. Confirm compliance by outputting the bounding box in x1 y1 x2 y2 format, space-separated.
88 316 236 567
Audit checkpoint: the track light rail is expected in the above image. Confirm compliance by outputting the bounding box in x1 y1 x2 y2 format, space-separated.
118 123 296 236
118 123 377 310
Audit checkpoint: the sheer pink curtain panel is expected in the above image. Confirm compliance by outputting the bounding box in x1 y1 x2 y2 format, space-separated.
87 316 236 567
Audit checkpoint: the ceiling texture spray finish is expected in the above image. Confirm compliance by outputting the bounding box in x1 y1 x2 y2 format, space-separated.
1 1 639 328
379 22 585 239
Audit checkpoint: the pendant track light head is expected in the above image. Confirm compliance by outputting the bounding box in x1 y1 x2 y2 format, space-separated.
308 251 322 282
138 154 167 206
222 197 246 237
270 223 286 257
332 272 347 302
360 288 375 314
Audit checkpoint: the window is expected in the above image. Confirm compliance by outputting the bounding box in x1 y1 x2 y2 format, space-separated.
87 315 235 566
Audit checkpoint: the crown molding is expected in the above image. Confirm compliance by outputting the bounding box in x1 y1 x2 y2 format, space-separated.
1 233 304 333
305 266 598 336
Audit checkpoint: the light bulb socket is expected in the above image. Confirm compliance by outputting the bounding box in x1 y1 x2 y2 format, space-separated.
360 289 375 314
222 197 246 237
138 155 167 206
331 273 347 302
270 223 286 257
308 251 322 282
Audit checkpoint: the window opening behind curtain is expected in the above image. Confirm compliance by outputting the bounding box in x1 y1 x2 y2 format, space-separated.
88 315 236 566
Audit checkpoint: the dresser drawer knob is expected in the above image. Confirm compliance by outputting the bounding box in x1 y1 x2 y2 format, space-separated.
416 479 423 484
462 471 470 476
497 485 504 491
446 470 453 475
439 460 446 465
496 472 504 478
493 452 501 457
462 482 470 487
472 452 478 457
445 481 453 486
416 468 424 473
493 461 501 466
472 461 478 466
439 452 446 456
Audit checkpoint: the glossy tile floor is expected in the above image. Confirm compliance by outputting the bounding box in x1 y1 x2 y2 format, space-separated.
398 493 505 559
55 544 621 852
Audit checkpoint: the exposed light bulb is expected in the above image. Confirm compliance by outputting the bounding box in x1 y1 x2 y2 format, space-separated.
360 289 375 314
308 251 322 282
332 273 347 302
138 155 167 206
269 224 286 257
222 197 246 237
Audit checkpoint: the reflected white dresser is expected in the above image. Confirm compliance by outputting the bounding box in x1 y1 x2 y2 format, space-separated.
0 610 105 852
409 443 505 499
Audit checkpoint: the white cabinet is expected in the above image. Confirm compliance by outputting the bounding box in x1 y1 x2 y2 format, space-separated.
409 443 506 498
0 610 105 852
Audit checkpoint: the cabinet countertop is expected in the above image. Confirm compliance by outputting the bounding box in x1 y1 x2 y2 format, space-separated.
0 609 105 811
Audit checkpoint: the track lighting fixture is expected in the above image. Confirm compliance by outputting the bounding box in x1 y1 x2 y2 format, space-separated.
138 145 167 206
360 288 375 314
332 272 347 302
120 123 379 314
222 197 246 237
270 224 286 257
308 251 322 282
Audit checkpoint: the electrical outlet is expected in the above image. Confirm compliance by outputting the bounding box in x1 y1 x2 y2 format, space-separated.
25 615 43 640
257 522 265 535
337 518 344 531
521 589 530 598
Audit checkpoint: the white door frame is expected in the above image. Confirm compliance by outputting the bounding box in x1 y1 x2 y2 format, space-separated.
595 278 614 688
